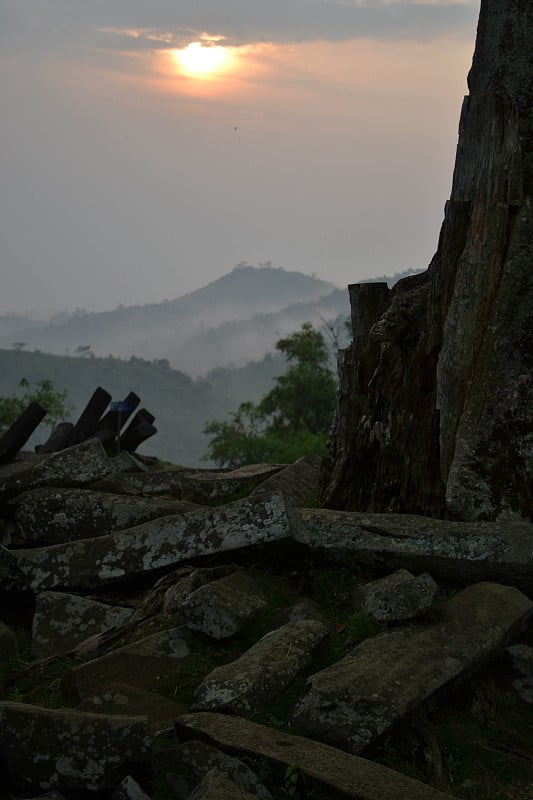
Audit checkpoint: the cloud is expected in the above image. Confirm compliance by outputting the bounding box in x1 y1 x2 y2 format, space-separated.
1 0 478 58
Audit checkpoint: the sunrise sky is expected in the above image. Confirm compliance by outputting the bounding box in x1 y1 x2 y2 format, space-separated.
0 1 480 316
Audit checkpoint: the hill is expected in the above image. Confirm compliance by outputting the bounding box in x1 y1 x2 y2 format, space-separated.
0 265 336 372
0 348 285 465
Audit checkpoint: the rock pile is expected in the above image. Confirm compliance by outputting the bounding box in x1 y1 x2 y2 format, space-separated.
0 438 532 799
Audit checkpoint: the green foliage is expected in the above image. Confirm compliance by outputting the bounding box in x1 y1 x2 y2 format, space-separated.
0 377 71 433
284 764 307 799
204 323 336 467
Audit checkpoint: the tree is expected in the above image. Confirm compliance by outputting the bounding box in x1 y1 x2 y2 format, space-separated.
204 323 337 467
0 378 71 434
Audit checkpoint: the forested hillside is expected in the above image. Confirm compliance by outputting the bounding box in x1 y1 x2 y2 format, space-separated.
0 349 285 465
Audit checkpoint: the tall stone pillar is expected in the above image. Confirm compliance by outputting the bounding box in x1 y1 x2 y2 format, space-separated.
322 0 532 521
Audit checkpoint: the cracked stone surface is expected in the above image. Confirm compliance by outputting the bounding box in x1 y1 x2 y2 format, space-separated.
193 618 328 714
293 583 533 753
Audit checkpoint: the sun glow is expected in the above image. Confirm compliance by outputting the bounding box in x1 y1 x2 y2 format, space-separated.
173 42 233 78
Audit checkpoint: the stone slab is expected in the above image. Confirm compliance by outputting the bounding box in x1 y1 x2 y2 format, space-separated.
293 583 533 753
175 712 456 800
179 570 268 639
0 701 151 793
252 454 322 507
193 619 328 714
78 683 187 734
295 509 533 593
13 492 296 591
63 626 194 701
32 592 134 659
0 439 111 503
9 488 197 546
0 620 18 663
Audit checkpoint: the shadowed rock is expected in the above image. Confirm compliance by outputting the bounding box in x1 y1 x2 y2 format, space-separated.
294 508 533 593
187 769 258 800
63 626 195 701
175 712 456 800
193 619 328 714
153 740 272 800
8 488 198 546
179 570 268 639
0 439 112 503
0 702 151 793
293 583 533 753
31 592 134 659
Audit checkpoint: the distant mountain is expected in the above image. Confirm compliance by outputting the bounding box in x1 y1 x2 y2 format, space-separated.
0 266 421 375
0 265 336 369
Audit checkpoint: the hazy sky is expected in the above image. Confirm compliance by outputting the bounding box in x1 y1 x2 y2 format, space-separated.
0 0 479 316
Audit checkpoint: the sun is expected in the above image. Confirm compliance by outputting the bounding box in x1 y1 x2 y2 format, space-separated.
173 42 232 78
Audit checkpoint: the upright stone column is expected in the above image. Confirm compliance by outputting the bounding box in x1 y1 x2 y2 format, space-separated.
322 0 532 521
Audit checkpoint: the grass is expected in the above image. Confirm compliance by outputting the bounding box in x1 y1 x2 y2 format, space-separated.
374 666 533 800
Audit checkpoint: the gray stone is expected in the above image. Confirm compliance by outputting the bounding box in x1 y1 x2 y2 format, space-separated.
506 644 533 678
64 626 194 701
0 542 25 590
352 569 438 622
180 570 268 639
0 701 152 793
293 583 533 753
295 508 533 593
153 740 272 800
175 712 456 800
193 619 328 714
110 775 152 800
9 488 197 546
78 683 187 734
252 454 322 507
110 451 149 473
0 620 18 663
133 565 234 620
506 644 533 704
20 793 67 800
13 492 296 591
271 599 327 628
32 592 134 659
187 769 258 800
99 464 283 501
0 439 112 503
177 463 284 504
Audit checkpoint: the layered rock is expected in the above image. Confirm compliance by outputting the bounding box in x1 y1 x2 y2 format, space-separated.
322 0 533 521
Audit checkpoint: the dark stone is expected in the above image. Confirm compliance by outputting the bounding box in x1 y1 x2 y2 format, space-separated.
321 0 533 521
0 402 47 463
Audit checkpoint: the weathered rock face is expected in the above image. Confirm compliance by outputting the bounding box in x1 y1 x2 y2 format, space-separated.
322 0 533 521
293 583 533 753
0 702 151 793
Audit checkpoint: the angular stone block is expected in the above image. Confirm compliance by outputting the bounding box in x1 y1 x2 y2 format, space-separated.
293 583 533 753
175 712 456 800
32 592 134 659
13 492 296 591
352 569 437 622
193 619 327 714
179 570 268 639
0 702 151 793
